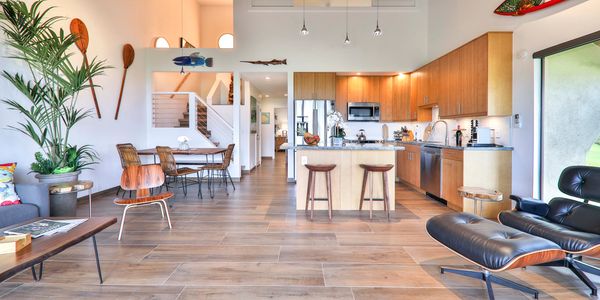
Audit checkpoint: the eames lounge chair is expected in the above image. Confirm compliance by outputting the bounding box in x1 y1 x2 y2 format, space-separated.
499 166 600 296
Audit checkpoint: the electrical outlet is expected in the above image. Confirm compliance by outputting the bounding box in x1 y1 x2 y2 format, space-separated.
301 156 308 165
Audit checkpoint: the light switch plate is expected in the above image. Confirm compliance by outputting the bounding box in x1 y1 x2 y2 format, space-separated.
513 114 523 129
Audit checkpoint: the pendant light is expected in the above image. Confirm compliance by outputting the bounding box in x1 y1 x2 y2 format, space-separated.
344 0 351 45
300 0 309 36
179 0 186 75
373 0 383 37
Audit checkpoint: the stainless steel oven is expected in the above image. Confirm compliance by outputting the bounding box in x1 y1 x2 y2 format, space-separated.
347 102 380 122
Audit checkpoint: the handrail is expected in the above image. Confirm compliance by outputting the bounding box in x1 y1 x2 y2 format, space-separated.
194 94 233 131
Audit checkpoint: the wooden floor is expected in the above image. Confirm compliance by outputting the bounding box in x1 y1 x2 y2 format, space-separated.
1 153 599 299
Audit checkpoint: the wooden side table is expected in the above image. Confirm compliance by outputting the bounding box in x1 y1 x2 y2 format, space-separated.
49 181 94 217
458 186 503 217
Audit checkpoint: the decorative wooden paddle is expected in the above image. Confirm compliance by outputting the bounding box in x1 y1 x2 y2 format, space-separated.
70 18 101 119
115 44 135 120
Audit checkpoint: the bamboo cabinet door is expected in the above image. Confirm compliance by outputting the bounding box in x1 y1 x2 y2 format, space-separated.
473 35 489 115
428 60 440 106
336 76 349 119
409 148 421 187
438 54 451 118
315 73 336 100
294 73 315 100
442 158 464 212
459 41 478 116
347 76 364 103
362 76 380 103
393 75 411 121
447 50 461 117
379 76 394 122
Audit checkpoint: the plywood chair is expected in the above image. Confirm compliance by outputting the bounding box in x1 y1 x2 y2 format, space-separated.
114 165 173 240
116 143 142 197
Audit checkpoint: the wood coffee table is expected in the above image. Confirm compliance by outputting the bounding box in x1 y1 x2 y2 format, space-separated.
0 217 116 283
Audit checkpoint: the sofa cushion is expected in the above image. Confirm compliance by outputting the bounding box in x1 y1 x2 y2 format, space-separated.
499 210 600 253
0 162 21 205
0 204 39 229
427 212 562 270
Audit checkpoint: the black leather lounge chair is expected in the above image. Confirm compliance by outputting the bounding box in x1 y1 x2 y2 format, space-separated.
499 165 600 296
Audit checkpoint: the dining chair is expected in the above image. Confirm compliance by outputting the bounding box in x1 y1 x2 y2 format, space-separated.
156 146 201 197
116 143 142 197
114 164 173 240
201 144 236 198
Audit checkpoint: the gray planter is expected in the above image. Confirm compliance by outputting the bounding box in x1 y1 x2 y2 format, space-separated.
35 171 81 217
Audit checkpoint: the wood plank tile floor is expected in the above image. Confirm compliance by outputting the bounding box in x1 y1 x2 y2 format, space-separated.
2 153 599 299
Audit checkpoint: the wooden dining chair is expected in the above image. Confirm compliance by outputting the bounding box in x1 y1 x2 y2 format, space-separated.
201 144 236 198
156 146 201 197
114 164 173 240
116 143 142 197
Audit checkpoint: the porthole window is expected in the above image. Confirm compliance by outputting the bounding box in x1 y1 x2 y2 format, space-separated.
218 33 234 49
155 37 170 48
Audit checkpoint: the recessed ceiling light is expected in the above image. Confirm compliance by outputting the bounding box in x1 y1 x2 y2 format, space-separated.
265 76 271 80
265 95 270 98
356 73 362 75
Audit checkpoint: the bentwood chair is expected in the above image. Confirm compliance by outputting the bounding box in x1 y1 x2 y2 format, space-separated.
116 143 142 197
201 144 236 198
156 146 201 197
114 164 173 240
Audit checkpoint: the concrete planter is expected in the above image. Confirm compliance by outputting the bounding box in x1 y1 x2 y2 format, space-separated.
35 171 81 217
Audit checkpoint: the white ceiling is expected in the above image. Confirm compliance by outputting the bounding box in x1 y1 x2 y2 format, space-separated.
197 0 232 6
241 72 288 98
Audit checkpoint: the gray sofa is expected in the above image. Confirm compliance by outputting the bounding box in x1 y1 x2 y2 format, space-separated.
0 183 49 228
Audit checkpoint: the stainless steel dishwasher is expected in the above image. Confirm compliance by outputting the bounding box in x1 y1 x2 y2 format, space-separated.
420 145 442 198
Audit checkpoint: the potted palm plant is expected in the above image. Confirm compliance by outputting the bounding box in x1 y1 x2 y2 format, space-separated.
0 0 108 215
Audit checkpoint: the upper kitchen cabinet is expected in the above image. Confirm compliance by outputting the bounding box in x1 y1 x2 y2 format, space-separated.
347 76 364 102
379 76 394 122
392 74 413 121
335 76 349 119
438 32 513 118
294 72 336 100
362 76 380 103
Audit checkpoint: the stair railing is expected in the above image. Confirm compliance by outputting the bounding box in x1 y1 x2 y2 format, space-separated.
195 94 233 147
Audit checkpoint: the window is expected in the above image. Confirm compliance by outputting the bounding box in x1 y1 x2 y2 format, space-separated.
218 33 234 49
154 37 170 48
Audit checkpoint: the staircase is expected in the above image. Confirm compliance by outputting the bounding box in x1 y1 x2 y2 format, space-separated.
178 102 220 147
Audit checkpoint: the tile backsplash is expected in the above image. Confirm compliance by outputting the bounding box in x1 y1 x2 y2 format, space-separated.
345 107 512 147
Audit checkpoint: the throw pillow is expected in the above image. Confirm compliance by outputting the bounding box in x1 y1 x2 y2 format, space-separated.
0 162 21 206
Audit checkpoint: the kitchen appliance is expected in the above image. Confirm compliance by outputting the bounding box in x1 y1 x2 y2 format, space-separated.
295 100 334 146
356 129 367 143
467 124 496 147
348 102 380 122
421 145 442 198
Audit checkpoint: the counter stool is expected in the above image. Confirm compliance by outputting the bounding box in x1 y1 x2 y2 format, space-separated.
305 164 336 221
359 164 394 221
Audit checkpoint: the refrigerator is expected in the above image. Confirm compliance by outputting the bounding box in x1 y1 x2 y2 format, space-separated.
295 100 334 147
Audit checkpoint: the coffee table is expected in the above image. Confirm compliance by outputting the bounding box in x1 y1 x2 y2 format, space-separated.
0 217 116 283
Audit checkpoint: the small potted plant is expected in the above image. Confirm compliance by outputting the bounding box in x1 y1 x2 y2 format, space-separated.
0 0 108 216
327 111 347 147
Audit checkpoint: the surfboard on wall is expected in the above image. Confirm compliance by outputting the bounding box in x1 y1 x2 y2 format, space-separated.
494 0 566 16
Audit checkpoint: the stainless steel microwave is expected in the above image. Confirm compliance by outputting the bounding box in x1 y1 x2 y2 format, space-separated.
347 102 380 122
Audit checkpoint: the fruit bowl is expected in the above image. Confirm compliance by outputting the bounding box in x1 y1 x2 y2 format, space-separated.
303 133 320 146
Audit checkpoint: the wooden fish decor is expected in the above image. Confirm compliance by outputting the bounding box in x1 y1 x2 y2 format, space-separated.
494 0 565 16
241 59 287 66
173 52 213 67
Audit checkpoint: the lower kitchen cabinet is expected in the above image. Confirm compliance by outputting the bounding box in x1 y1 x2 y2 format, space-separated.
441 148 512 219
396 144 421 188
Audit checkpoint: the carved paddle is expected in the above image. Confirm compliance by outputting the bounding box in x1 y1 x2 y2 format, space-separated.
115 44 135 120
70 18 102 118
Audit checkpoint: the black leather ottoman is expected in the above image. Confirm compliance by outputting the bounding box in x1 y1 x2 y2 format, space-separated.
426 212 565 299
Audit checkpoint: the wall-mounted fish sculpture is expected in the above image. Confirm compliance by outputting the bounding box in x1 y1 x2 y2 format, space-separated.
173 52 213 67
494 0 565 16
241 59 287 66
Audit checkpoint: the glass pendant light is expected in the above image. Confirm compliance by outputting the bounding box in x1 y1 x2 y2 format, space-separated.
344 0 350 45
373 0 383 37
300 0 309 36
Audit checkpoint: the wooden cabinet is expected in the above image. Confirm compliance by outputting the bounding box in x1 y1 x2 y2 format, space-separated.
379 76 394 122
362 76 380 103
396 144 420 188
441 149 464 211
294 72 336 100
393 74 413 121
275 136 287 152
346 76 364 102
437 32 513 118
335 76 349 119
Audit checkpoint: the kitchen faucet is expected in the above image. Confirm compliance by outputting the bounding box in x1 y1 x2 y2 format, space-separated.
431 120 449 146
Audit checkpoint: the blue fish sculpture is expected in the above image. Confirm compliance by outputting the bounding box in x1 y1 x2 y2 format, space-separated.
173 52 213 67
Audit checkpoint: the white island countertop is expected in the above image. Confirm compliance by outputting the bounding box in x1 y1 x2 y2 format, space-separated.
284 143 405 151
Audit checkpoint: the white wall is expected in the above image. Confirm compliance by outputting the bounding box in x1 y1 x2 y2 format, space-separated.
260 98 287 158
198 5 234 48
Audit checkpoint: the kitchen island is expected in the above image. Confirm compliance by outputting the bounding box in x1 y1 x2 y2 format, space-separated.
289 144 405 211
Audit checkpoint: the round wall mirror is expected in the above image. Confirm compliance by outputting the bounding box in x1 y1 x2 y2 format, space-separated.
155 37 170 48
218 33 234 49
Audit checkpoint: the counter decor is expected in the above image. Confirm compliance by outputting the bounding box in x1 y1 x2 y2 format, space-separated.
327 111 347 147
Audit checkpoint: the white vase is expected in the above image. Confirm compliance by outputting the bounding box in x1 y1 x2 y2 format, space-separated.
332 137 344 146
179 141 190 150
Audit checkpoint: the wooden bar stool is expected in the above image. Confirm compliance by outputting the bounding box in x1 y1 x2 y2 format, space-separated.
305 164 336 221
359 164 394 221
